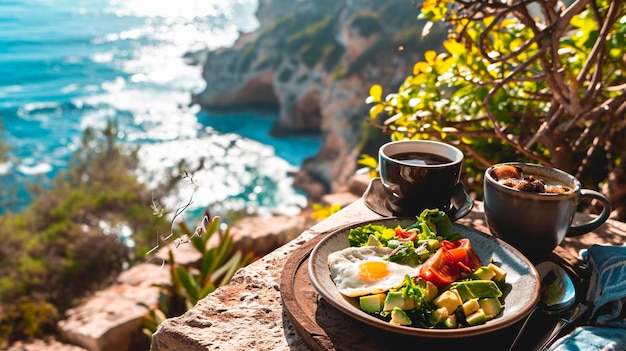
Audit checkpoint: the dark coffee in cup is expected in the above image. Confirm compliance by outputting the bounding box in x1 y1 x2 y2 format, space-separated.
388 152 453 166
379 140 464 216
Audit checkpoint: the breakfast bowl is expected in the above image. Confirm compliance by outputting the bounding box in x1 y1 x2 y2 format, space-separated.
308 217 540 338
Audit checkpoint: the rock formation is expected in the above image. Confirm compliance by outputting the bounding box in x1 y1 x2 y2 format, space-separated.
192 0 441 201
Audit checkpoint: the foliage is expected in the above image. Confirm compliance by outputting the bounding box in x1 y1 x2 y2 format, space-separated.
366 0 626 196
142 215 255 338
0 298 59 349
0 117 19 211
310 203 342 221
0 121 169 345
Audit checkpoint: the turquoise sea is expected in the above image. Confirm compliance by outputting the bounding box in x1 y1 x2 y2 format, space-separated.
0 0 322 217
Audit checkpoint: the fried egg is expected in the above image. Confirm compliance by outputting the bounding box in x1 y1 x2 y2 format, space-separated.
328 246 418 297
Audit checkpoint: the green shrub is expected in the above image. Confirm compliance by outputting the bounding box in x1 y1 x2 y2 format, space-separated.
142 215 255 338
365 0 626 198
0 120 170 345
0 298 59 348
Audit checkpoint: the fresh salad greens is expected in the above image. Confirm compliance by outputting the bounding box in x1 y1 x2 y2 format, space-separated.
349 209 464 266
346 209 508 329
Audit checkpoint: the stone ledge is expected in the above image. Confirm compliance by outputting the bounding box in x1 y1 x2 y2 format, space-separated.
150 200 382 351
57 263 170 351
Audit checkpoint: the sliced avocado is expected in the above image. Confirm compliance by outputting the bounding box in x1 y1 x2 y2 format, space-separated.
433 289 462 315
429 306 449 325
366 234 381 247
461 298 480 317
416 238 439 251
471 266 496 281
421 280 439 302
383 291 415 311
465 308 488 326
479 297 503 319
443 314 457 328
390 307 412 326
487 263 507 284
359 293 386 313
451 280 502 301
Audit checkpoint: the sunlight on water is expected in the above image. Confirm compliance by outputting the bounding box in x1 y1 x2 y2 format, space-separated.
137 134 308 220
108 0 256 20
0 0 321 217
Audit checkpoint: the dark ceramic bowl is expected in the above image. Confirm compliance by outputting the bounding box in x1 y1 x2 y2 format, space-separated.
483 162 611 261
308 217 540 338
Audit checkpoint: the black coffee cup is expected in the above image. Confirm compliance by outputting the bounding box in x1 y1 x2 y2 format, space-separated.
378 140 464 216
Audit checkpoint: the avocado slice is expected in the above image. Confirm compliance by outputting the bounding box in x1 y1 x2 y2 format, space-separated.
429 306 449 325
487 263 507 284
359 293 386 313
451 280 502 301
443 314 458 328
479 297 503 319
465 308 488 326
390 307 412 326
461 298 480 317
433 289 462 315
471 266 496 281
383 291 415 311
366 234 381 247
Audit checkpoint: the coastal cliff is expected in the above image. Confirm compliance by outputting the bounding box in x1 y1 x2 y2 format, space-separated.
193 0 442 200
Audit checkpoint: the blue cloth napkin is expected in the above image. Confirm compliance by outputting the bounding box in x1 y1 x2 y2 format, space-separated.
548 326 626 351
584 244 626 327
548 244 626 351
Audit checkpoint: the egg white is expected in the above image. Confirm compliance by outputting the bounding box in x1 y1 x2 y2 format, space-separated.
328 246 419 297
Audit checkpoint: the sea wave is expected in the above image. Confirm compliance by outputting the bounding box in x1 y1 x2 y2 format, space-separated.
136 134 305 219
0 162 12 176
0 0 317 217
17 162 53 176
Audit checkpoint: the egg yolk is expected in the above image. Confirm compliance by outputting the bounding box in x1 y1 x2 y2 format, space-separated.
358 261 389 280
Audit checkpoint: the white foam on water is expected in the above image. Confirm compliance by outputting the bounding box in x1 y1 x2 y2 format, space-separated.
0 162 12 175
17 162 53 175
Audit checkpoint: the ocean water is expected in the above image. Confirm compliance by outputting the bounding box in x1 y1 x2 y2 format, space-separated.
0 0 322 218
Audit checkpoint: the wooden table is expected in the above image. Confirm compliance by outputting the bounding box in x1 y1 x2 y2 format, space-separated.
281 199 626 351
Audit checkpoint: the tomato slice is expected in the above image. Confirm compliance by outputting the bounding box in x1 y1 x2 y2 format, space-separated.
440 238 483 271
395 227 417 242
418 247 459 287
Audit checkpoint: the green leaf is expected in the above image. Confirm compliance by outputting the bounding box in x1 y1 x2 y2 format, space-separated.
216 251 244 287
175 266 201 303
357 154 378 169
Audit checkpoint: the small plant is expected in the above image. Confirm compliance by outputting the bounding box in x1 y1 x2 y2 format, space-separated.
0 298 59 349
142 173 255 338
0 121 167 346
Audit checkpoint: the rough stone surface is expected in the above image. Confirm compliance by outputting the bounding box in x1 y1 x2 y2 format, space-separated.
45 204 319 351
150 199 381 351
56 263 170 351
228 214 309 258
14 179 365 351
6 339 88 351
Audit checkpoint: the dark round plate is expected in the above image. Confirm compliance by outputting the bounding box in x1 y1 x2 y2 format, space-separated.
308 217 540 338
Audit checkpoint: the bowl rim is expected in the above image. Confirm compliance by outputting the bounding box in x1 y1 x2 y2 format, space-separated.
485 162 581 198
379 140 464 168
